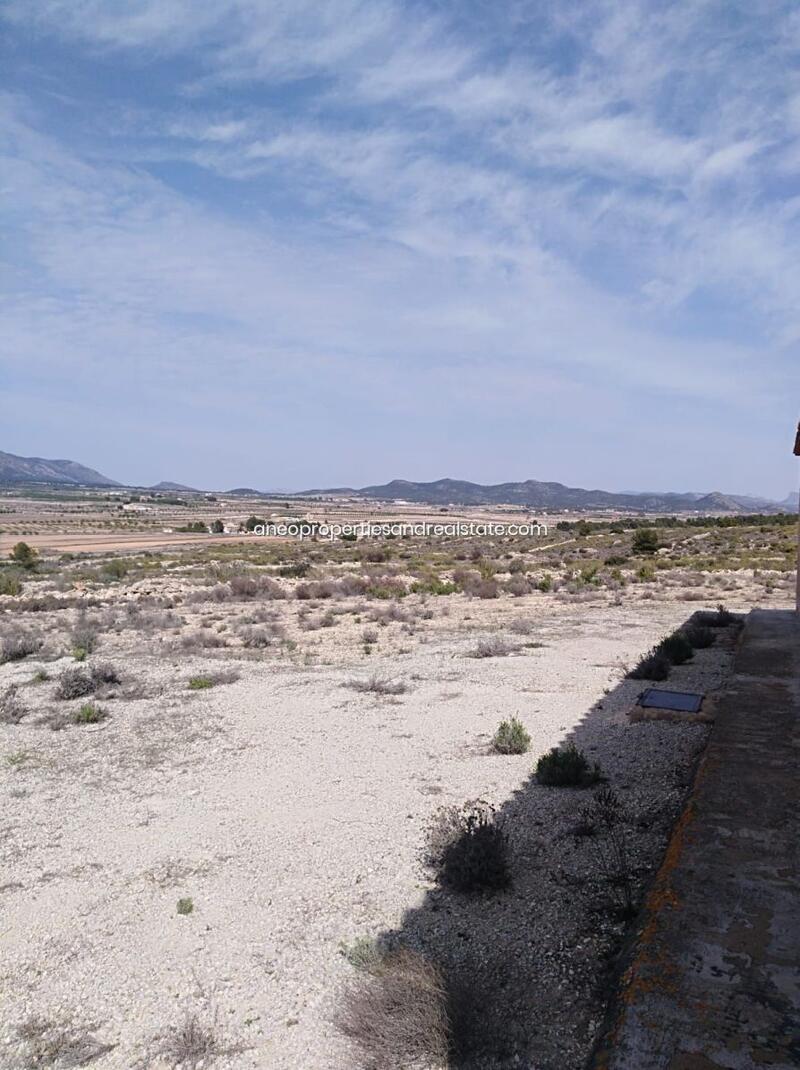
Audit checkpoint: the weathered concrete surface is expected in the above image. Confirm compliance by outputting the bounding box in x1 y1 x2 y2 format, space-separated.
594 609 800 1070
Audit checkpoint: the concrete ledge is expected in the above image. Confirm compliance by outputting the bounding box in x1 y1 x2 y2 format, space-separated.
592 609 800 1070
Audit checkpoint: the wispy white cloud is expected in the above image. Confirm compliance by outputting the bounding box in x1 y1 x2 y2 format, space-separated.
0 1 798 492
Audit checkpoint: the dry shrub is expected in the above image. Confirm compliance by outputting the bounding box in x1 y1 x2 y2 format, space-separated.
179 631 227 651
238 623 285 648
424 801 511 893
155 1014 220 1068
469 636 515 659
296 579 338 600
70 615 99 655
55 667 95 700
347 675 408 695
452 568 481 593
368 603 413 625
337 949 450 1070
505 574 531 597
338 574 370 597
201 575 286 602
0 685 26 725
90 662 121 686
13 1014 112 1068
1 632 42 663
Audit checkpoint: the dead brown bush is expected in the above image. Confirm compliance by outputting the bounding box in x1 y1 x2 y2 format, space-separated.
337 948 450 1070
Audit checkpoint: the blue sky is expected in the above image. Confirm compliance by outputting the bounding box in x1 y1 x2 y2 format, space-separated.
1 0 798 497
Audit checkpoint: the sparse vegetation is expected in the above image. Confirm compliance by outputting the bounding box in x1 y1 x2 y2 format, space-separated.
177 897 194 915
536 743 602 787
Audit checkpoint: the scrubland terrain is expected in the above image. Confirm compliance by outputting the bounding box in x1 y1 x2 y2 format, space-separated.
0 498 795 1069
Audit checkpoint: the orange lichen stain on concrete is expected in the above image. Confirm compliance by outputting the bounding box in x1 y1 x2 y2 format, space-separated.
620 799 699 1005
591 787 705 1067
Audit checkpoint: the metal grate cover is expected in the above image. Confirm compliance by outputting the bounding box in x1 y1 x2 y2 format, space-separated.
638 688 704 713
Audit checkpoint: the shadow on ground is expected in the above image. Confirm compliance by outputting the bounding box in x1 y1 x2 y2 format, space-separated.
340 614 742 1070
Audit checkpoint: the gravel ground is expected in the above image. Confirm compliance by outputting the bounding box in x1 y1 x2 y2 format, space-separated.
0 593 743 1069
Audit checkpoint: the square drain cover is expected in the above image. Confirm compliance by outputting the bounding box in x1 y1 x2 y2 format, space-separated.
638 688 704 713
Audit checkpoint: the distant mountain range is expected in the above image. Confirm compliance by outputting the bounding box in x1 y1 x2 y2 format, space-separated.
0 450 118 487
298 478 786 513
0 450 791 513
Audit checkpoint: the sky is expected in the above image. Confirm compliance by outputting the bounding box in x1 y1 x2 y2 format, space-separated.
0 1 798 497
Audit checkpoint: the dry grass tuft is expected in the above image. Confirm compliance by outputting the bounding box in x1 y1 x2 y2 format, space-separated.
13 1013 112 1067
155 1014 220 1068
337 948 450 1070
346 675 408 696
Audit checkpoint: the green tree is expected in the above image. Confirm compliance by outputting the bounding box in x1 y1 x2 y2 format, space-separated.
632 528 659 554
9 542 37 570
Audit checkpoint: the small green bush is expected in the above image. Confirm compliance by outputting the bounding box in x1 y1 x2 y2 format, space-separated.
339 936 383 972
536 743 602 787
632 529 659 554
657 631 694 665
492 717 531 755
176 897 194 915
628 648 671 681
73 703 107 724
410 578 458 595
682 624 715 649
102 558 129 579
188 676 214 690
0 570 23 596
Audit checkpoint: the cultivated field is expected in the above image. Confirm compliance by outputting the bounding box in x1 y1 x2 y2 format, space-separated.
0 493 795 1069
